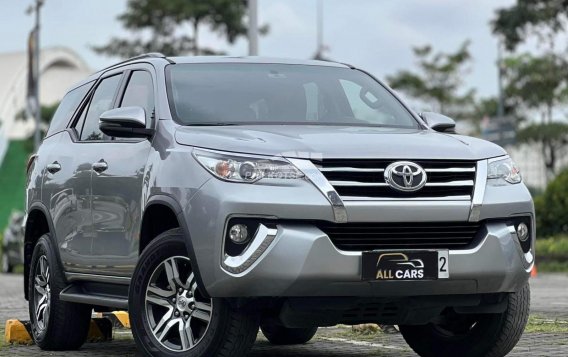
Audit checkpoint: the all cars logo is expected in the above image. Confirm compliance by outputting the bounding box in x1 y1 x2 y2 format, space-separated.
375 253 425 280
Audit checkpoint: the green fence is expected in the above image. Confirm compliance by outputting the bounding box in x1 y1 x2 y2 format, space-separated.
0 141 29 229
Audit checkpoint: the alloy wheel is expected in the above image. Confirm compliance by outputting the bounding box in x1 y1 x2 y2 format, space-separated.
33 255 51 331
145 256 213 352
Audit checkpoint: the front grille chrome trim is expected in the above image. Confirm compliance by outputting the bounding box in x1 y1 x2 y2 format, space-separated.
329 181 389 187
313 159 477 200
425 167 475 172
319 167 385 173
330 180 474 187
340 195 472 201
425 180 474 187
289 158 348 223
469 160 488 222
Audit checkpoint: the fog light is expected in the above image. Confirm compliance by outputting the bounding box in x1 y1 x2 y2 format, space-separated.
516 222 529 242
229 224 249 244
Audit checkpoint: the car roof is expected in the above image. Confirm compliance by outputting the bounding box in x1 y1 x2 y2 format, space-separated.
68 55 352 92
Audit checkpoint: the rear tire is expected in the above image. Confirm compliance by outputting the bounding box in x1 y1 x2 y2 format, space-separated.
399 282 530 357
28 234 92 350
130 228 259 357
260 323 318 345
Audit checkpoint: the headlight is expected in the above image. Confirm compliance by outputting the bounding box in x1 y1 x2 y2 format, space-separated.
487 157 521 185
193 149 304 183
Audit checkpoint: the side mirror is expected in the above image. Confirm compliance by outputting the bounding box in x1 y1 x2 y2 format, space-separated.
420 112 456 133
99 106 154 138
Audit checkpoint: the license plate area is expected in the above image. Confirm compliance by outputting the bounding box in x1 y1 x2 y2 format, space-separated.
362 250 449 281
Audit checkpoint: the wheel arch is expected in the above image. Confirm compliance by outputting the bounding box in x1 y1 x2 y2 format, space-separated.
23 202 60 300
142 195 209 297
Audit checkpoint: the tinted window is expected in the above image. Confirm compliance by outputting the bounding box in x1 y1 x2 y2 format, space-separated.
46 81 93 137
80 75 122 141
120 71 154 122
166 64 418 128
74 106 87 137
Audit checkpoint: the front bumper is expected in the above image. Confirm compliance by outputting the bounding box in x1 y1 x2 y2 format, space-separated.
206 220 532 297
183 173 534 298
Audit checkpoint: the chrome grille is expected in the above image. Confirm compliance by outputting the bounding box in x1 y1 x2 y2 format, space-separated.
312 159 476 200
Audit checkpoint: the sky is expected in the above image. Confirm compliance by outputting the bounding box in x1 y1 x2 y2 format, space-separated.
0 0 516 99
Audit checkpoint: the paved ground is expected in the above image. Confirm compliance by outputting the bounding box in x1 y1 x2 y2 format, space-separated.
529 273 568 319
1 273 567 356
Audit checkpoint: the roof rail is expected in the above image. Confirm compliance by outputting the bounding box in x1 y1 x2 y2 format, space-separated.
338 61 356 69
128 52 167 61
97 52 174 73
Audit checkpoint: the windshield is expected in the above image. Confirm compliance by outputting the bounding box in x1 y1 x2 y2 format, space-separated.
166 63 419 128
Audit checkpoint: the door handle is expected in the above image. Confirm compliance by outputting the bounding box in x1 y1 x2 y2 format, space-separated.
92 160 108 173
46 162 61 174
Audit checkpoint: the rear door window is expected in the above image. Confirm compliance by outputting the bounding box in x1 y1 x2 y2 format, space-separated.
45 81 93 137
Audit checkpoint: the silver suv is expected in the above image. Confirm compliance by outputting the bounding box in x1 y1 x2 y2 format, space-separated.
24 53 534 357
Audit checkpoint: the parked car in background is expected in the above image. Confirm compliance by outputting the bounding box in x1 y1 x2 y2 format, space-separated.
24 54 534 357
2 211 24 273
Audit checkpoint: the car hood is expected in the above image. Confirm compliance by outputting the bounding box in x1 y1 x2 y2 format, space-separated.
175 125 506 160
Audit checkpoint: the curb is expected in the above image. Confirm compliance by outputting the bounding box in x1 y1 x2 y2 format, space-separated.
4 317 115 345
94 311 130 329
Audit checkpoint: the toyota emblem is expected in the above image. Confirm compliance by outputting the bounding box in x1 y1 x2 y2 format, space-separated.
384 161 427 192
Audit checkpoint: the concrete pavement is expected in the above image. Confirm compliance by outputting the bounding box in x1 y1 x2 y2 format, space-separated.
1 273 567 356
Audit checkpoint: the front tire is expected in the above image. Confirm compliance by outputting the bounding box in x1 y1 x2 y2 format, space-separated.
28 235 92 350
130 228 259 357
260 323 318 345
399 282 530 357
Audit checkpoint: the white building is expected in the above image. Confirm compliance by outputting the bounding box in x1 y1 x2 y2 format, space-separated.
0 47 91 164
507 144 564 191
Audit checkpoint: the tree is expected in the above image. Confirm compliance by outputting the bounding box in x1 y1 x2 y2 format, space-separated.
94 0 267 58
517 123 568 180
493 2 568 123
386 41 475 118
503 53 568 123
16 102 59 128
473 97 519 120
493 1 568 182
534 168 568 236
40 103 59 127
492 0 568 51
501 54 568 180
15 103 59 153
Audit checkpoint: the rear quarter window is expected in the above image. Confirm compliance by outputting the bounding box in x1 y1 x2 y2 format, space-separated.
45 81 93 137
